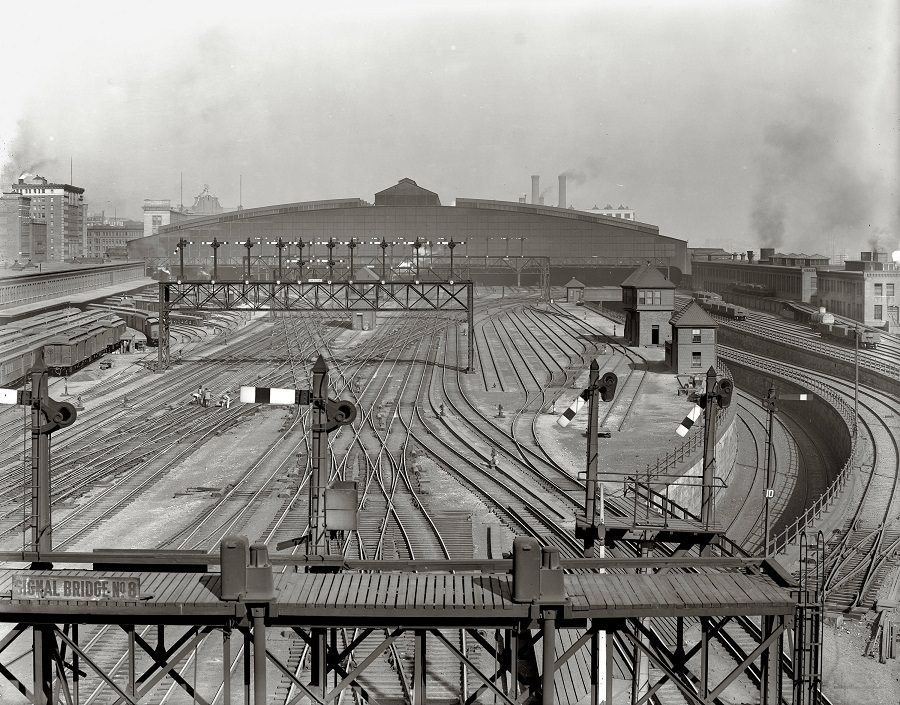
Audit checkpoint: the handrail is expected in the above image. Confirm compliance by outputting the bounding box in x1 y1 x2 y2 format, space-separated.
717 346 858 555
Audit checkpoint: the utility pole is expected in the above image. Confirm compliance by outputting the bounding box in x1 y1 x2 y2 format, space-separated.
241 366 356 561
348 238 356 280
448 238 457 281
854 325 859 438
296 238 306 280
310 356 330 556
2 351 77 705
175 238 188 280
413 238 423 281
274 237 286 281
242 238 254 280
209 238 222 281
327 238 336 281
380 238 389 281
698 367 733 537
566 361 617 557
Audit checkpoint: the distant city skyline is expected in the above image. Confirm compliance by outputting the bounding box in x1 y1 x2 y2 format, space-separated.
1 0 897 258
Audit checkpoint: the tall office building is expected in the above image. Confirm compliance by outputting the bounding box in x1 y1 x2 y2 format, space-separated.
9 174 86 261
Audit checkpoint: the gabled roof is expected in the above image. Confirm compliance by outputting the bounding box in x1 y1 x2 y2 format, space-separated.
669 302 718 328
564 278 585 289
374 178 441 206
620 263 674 288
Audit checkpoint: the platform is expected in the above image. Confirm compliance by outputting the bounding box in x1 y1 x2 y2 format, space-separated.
0 278 157 323
0 568 793 624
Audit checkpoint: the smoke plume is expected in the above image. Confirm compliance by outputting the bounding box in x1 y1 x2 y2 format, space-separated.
750 191 786 247
561 156 606 187
750 103 878 253
0 120 58 190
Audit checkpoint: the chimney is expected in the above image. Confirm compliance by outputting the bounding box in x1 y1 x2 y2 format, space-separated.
531 175 539 205
518 195 526 204
558 174 567 209
747 250 755 263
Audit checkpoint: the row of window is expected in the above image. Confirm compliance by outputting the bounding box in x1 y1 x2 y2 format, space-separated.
637 289 663 305
873 283 896 297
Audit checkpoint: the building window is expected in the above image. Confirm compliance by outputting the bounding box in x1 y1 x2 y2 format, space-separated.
888 284 895 297
638 289 661 305
691 328 701 343
691 351 702 368
874 283 883 296
151 215 162 226
874 304 882 320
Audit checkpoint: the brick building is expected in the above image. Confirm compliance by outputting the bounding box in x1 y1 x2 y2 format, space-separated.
0 192 48 264
621 262 675 346
85 222 144 259
9 174 86 261
666 302 718 375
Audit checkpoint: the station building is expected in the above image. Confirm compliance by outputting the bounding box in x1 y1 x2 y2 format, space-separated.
127 178 689 287
690 248 900 330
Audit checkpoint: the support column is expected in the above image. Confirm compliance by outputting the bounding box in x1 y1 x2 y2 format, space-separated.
32 627 53 705
467 283 475 373
606 628 615 705
72 624 79 705
508 628 519 699
584 360 600 558
223 627 232 705
700 617 710 700
590 626 601 705
700 367 718 538
413 630 426 705
309 357 330 555
126 624 136 701
311 628 327 699
251 609 266 705
243 629 251 705
541 613 556 705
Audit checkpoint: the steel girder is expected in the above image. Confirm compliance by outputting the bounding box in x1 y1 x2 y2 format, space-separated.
156 280 475 373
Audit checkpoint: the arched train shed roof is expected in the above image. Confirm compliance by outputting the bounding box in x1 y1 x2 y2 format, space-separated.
128 189 688 273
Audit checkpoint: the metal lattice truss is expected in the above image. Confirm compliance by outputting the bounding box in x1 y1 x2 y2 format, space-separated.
157 280 475 371
0 613 792 705
164 281 471 312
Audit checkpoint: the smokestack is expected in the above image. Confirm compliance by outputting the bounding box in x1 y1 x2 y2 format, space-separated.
558 174 567 209
531 175 539 205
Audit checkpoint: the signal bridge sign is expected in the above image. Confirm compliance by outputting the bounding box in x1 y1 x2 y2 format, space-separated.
12 572 140 602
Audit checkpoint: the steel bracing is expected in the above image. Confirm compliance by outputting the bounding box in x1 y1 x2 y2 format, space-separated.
156 280 475 371
0 562 797 705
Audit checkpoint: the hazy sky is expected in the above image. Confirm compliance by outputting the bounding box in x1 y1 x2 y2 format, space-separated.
1 0 897 256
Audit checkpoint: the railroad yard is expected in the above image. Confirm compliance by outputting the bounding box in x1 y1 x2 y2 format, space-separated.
0 284 897 704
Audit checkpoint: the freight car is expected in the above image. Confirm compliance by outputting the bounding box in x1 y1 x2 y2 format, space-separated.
692 290 722 304
0 339 43 388
729 282 776 297
703 299 749 320
86 304 160 347
816 322 880 349
44 319 126 375
0 316 126 386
